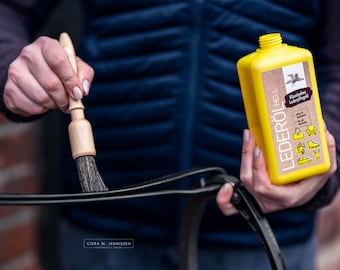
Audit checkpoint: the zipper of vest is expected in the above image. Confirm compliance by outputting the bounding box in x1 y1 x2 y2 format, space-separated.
180 0 204 170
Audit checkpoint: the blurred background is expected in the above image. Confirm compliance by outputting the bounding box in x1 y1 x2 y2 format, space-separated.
0 0 338 269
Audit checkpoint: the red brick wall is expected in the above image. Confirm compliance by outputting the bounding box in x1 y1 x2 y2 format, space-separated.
0 116 42 270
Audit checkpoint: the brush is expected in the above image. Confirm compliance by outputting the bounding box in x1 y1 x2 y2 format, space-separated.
59 32 108 192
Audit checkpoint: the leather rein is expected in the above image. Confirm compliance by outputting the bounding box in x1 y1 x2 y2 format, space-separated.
0 167 286 270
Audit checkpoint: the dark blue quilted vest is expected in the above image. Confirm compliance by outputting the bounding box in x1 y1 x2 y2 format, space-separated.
62 0 325 247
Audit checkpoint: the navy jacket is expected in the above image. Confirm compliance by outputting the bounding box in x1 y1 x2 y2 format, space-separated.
0 0 338 247
63 0 327 247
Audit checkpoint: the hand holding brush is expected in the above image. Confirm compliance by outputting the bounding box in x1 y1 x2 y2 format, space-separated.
59 32 108 192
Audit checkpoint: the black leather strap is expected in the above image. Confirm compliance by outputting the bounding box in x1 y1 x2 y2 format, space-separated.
0 167 286 270
179 173 286 270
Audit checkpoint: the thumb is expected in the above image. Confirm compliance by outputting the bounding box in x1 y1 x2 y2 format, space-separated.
216 183 238 215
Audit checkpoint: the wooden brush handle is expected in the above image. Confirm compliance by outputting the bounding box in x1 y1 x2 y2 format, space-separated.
59 32 96 159
59 32 85 112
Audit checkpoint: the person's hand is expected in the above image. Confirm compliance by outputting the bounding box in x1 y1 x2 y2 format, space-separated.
3 36 94 117
217 127 337 215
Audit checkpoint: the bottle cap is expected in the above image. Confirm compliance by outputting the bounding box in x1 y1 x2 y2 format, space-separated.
259 33 282 49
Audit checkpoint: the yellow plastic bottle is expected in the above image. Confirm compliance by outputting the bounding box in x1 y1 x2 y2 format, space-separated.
237 33 330 185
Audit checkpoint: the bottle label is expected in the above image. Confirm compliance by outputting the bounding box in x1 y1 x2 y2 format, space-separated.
262 62 324 175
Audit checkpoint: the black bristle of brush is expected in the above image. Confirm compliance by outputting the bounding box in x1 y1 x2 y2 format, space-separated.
76 156 108 192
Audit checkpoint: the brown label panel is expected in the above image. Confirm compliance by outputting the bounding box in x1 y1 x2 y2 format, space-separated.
262 62 324 175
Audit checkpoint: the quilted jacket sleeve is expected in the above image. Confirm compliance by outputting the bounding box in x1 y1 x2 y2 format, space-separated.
0 0 43 122
299 0 340 211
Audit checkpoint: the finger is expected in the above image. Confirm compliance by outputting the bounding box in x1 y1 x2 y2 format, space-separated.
19 39 70 111
39 37 84 100
325 129 337 175
240 129 256 186
25 56 69 112
76 57 94 96
3 79 48 116
237 130 296 211
216 183 238 215
246 146 282 211
247 145 299 212
9 58 60 109
251 146 273 194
